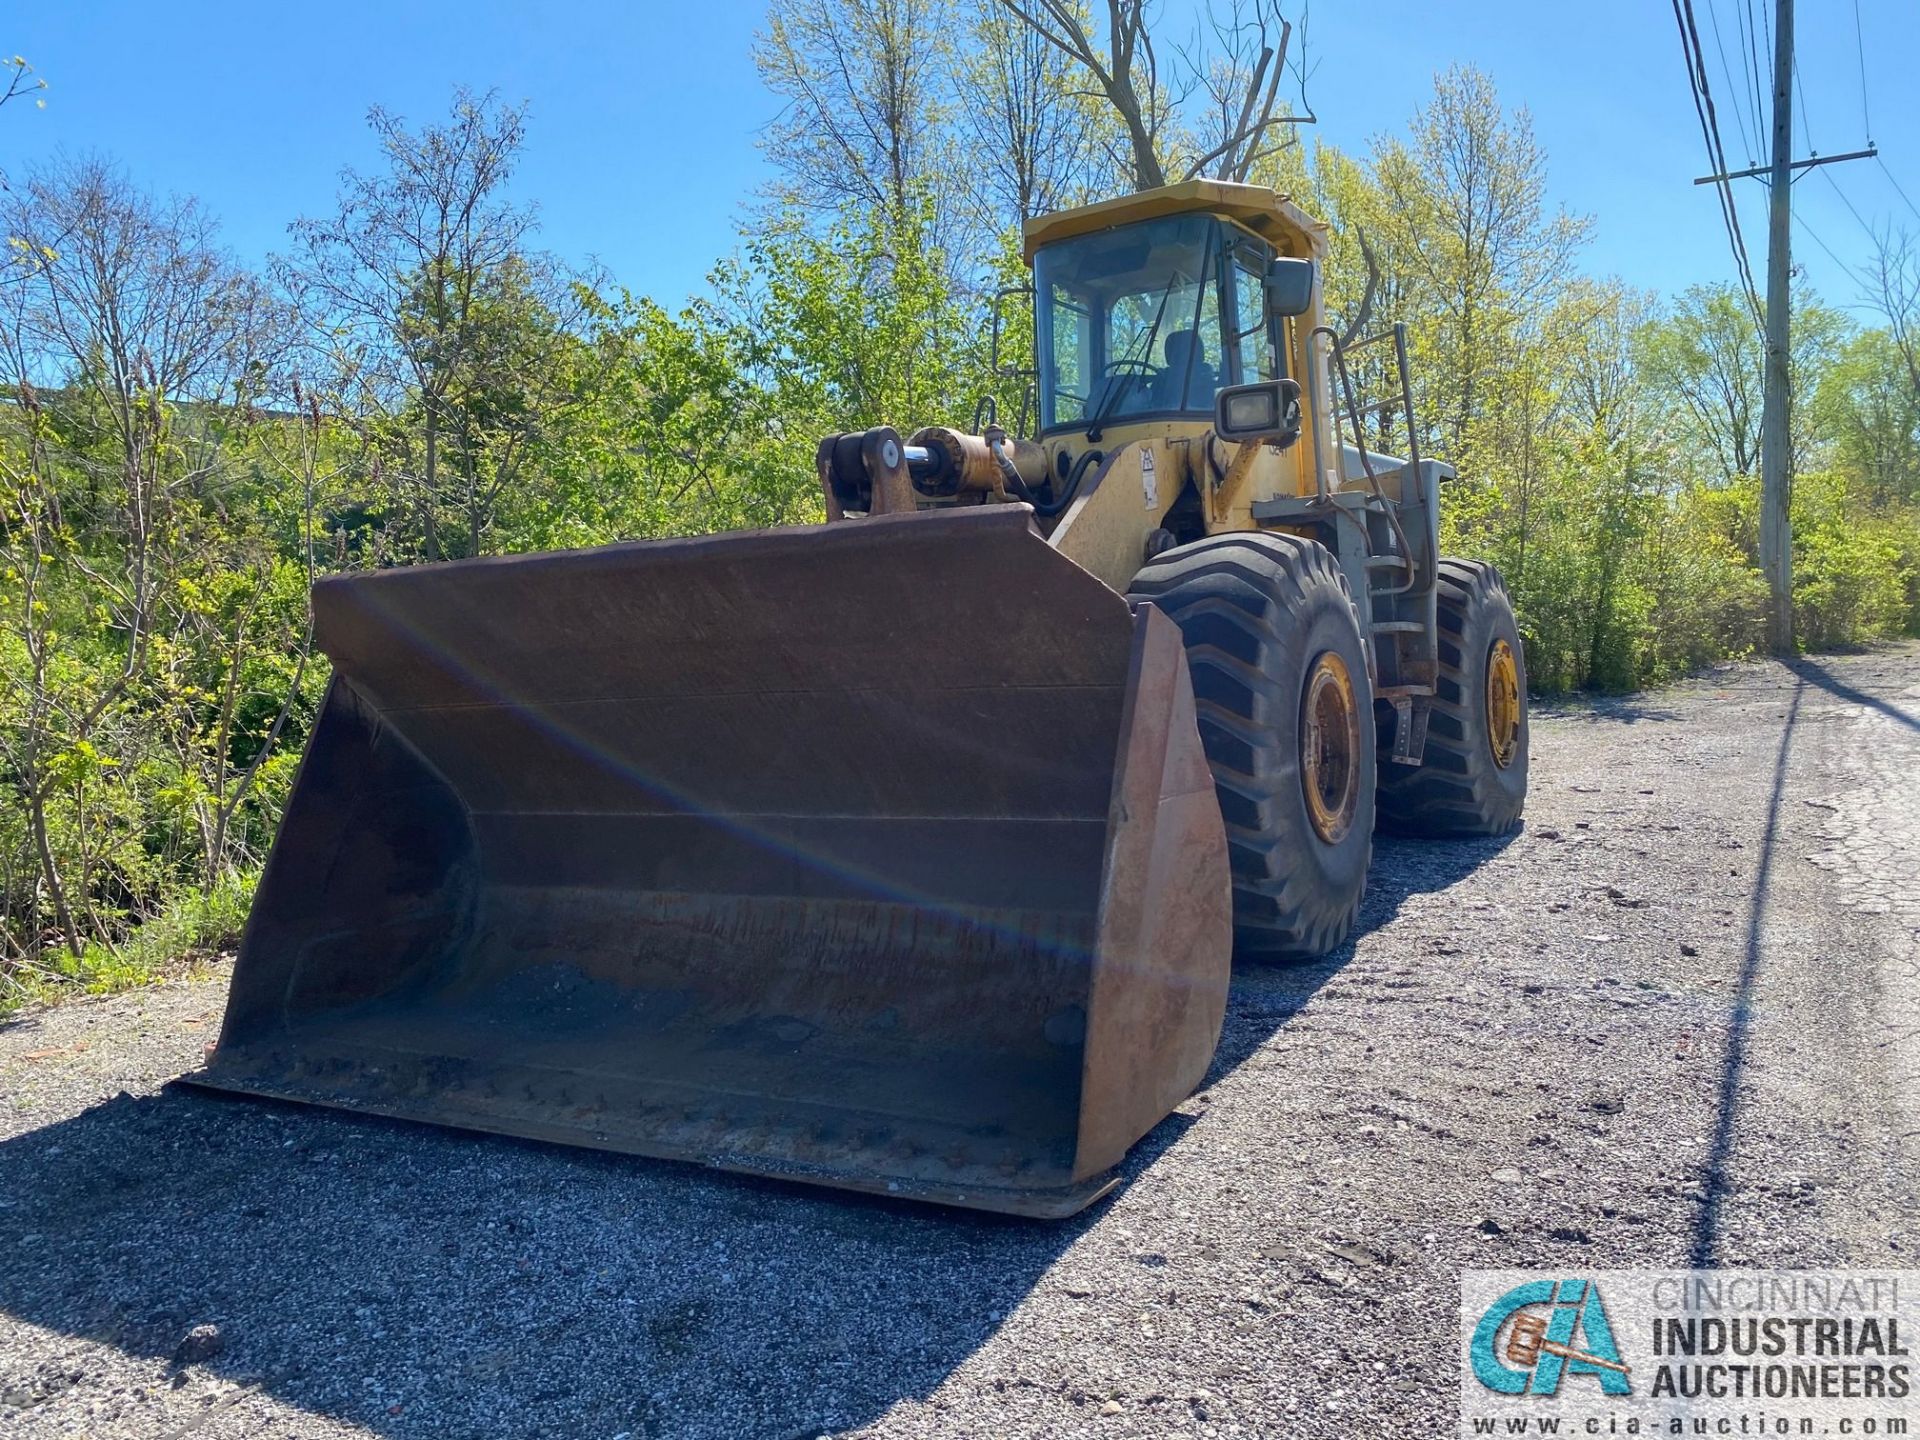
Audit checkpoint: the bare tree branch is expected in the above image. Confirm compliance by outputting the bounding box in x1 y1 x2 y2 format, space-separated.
995 0 1315 193
1338 225 1380 347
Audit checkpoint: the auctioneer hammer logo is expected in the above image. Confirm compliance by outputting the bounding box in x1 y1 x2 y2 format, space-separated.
1470 1277 1633 1397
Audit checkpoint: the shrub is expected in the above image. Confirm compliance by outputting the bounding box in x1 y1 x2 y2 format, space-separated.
6 871 256 1015
1792 471 1915 650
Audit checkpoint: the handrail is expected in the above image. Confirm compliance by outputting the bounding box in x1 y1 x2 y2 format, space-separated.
1310 321 1418 597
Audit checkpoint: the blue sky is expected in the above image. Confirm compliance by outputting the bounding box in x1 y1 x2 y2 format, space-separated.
6 1 1916 314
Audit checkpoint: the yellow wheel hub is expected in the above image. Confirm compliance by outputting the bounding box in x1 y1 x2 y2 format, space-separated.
1301 651 1361 845
1486 638 1521 769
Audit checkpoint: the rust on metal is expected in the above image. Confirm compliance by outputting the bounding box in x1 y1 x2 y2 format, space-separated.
1301 649 1361 844
861 426 916 515
907 425 1001 497
906 425 1047 500
189 506 1230 1217
1486 638 1521 769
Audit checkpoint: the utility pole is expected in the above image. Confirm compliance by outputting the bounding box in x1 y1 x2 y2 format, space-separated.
1693 3 1876 656
1759 0 1794 656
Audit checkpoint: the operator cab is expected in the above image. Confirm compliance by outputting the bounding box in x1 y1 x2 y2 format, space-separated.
1034 213 1286 435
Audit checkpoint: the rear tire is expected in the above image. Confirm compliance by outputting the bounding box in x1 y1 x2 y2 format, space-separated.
1377 559 1529 836
1127 534 1375 960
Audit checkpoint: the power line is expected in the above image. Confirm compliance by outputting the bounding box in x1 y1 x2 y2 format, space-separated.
1739 0 1769 155
1877 155 1920 225
1816 163 1873 242
1792 200 1866 291
1704 0 1758 163
1808 166 1883 308
1792 55 1813 156
1674 0 1767 325
1843 0 1904 230
1850 0 1872 141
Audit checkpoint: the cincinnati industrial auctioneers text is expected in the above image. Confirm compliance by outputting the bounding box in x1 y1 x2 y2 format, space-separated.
1648 1276 1910 1403
1459 1270 1919 1436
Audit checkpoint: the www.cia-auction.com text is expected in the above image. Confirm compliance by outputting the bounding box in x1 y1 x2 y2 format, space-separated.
1469 1414 1907 1434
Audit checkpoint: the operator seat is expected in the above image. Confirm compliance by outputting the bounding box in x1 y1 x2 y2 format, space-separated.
1159 330 1217 410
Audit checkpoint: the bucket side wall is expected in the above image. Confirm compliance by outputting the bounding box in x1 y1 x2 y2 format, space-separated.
215 677 481 1049
1073 606 1233 1179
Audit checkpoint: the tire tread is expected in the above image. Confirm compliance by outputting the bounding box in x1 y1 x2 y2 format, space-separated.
1128 532 1373 958
1376 559 1528 836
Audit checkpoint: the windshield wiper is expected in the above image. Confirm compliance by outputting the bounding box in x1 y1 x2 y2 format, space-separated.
1085 270 1184 443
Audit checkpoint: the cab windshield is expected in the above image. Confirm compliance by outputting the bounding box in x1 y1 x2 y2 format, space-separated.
1035 214 1250 433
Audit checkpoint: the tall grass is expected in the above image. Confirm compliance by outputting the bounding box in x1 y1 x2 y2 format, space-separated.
2 870 256 1017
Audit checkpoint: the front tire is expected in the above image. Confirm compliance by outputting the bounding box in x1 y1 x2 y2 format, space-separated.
1377 559 1529 835
1127 534 1375 960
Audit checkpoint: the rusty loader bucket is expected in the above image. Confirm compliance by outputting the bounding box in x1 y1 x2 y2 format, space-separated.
190 506 1230 1217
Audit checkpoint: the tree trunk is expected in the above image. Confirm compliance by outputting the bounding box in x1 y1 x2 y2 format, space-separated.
465 450 483 559
27 792 81 958
423 407 441 562
1125 114 1166 190
1513 383 1534 588
1455 298 1476 454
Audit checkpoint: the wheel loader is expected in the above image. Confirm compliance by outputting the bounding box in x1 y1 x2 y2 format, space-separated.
191 180 1528 1217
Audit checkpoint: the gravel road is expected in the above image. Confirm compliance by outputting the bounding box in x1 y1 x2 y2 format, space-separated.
3 645 1917 1440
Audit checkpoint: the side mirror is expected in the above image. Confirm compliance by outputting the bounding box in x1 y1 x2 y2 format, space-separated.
1265 258 1315 317
1215 378 1304 446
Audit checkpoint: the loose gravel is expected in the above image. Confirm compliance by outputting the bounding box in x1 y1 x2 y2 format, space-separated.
2 645 1916 1439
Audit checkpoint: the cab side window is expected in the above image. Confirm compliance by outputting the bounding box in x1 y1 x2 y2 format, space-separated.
1231 248 1276 385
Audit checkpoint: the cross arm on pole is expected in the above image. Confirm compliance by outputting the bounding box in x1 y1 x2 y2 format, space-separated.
1694 145 1879 185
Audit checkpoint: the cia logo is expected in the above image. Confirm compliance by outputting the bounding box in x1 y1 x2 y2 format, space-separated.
1469 1277 1633 1396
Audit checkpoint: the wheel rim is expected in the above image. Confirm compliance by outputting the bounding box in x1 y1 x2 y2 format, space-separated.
1300 650 1361 845
1486 638 1521 769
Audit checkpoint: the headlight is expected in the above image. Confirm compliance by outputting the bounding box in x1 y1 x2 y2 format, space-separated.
1223 388 1279 433
1214 379 1302 442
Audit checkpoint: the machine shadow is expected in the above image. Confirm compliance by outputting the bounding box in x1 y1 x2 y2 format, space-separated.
0 1086 1125 1438
0 830 1514 1439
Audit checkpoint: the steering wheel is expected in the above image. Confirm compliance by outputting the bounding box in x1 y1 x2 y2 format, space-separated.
1086 358 1161 436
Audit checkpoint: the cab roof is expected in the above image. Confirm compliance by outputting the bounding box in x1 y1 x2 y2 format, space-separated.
1021 180 1330 265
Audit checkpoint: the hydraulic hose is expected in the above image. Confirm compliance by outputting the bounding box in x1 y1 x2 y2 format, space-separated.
1032 448 1103 520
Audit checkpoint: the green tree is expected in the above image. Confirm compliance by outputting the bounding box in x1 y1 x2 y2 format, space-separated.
756 0 955 224
285 88 591 561
1370 66 1591 463
1638 282 1850 486
1 159 281 956
1815 329 1920 505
